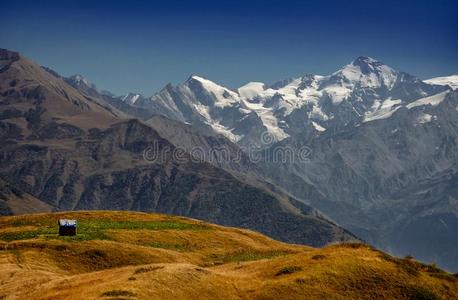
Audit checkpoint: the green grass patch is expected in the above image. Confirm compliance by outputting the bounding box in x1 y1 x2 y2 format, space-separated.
0 219 208 242
78 220 207 231
0 231 40 242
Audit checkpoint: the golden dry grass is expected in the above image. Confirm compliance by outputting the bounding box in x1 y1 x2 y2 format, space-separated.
0 211 456 300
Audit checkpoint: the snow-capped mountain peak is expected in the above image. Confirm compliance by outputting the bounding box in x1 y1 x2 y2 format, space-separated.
353 55 378 64
332 56 398 89
188 75 238 97
68 74 96 89
185 75 240 107
121 93 143 105
425 75 458 90
238 82 266 99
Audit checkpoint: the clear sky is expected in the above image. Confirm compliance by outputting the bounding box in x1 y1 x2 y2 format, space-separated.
1 0 457 96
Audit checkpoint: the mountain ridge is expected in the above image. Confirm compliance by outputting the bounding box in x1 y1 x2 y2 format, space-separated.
116 56 449 148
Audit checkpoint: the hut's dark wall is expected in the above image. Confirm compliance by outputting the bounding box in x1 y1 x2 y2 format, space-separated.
59 226 76 236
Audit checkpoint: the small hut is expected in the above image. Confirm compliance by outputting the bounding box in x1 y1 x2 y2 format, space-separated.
58 219 77 236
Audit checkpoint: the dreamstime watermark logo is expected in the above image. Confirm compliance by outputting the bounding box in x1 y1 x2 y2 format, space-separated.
143 131 312 165
260 131 275 146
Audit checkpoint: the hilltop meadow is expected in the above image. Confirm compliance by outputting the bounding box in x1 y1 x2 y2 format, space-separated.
0 211 457 300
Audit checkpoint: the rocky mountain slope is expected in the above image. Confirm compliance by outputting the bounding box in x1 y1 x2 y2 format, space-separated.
1 211 457 300
0 48 356 247
60 71 265 178
0 178 53 216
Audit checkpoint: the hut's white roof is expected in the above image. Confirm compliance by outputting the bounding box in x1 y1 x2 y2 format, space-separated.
58 219 77 226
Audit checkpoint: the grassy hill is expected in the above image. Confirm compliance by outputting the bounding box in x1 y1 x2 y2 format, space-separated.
0 211 456 300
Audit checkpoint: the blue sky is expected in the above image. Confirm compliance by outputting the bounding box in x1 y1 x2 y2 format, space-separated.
1 0 457 95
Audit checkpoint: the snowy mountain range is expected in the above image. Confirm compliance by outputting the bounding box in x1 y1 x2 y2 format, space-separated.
125 57 452 148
